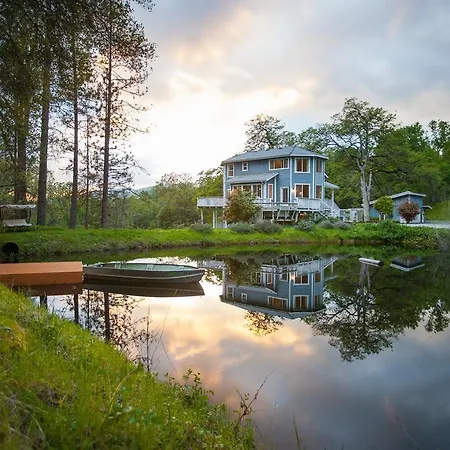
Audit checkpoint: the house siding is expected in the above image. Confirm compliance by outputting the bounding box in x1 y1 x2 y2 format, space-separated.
224 156 326 203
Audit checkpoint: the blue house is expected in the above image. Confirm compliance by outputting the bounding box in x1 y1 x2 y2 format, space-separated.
369 191 428 223
220 255 338 319
197 146 340 226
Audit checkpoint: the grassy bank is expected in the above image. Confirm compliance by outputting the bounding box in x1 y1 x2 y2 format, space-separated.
1 221 449 257
0 286 254 449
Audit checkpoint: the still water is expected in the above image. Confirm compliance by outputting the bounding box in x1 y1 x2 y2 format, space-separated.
34 250 450 449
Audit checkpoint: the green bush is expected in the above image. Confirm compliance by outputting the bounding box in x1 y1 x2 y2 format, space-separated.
334 221 351 229
253 221 282 234
228 222 254 234
189 223 213 234
317 220 334 229
295 220 315 231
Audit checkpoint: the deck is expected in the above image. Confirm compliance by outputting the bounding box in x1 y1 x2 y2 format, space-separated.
0 261 83 287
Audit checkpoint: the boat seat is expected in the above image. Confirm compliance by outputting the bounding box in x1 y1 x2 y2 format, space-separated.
2 219 33 229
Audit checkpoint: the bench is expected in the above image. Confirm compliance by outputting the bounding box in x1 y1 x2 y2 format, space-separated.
2 219 33 229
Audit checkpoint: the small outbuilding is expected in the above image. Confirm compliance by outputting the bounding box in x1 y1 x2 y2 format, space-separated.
369 191 428 223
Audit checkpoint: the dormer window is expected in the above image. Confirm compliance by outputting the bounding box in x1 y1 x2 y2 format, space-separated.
242 162 248 171
227 164 234 177
269 158 289 170
295 158 310 173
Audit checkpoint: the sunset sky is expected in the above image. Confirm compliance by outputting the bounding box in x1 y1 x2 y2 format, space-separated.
128 0 450 187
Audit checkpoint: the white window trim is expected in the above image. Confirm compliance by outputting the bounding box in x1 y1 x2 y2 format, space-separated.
269 158 289 170
293 272 310 285
294 158 311 173
315 159 324 173
268 296 288 309
227 164 234 178
242 162 248 172
294 183 311 199
280 186 290 203
315 185 323 200
294 295 309 309
241 293 248 303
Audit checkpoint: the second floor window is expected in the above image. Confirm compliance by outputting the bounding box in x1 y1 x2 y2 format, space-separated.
316 159 323 173
296 158 309 172
242 162 248 171
269 158 288 170
227 164 234 177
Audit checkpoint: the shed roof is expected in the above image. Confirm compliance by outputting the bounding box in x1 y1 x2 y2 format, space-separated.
369 191 426 205
228 173 277 184
222 146 327 164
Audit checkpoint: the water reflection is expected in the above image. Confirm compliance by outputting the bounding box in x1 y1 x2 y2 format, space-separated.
21 251 450 449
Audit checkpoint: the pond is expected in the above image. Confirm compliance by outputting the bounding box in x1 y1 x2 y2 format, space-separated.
30 249 450 450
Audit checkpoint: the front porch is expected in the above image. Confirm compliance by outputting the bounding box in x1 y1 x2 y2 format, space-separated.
197 196 341 226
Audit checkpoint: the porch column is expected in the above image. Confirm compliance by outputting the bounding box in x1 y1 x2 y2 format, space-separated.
200 209 204 224
212 209 217 228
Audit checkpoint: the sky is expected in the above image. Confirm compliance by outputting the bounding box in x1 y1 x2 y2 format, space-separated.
126 0 450 187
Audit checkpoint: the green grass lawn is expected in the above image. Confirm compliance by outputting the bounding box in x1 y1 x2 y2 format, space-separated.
0 286 254 449
426 200 450 220
0 221 448 257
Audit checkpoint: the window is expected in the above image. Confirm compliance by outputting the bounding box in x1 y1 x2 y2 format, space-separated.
268 296 287 310
314 272 321 282
242 162 248 171
294 295 308 310
315 185 322 199
268 184 273 200
269 158 289 170
226 286 234 299
295 184 310 198
227 164 234 177
295 158 309 172
280 272 289 281
294 273 309 284
241 293 248 303
231 184 262 198
314 294 322 309
316 159 323 173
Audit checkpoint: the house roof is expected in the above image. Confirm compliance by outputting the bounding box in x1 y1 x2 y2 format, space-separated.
369 191 426 205
228 173 277 184
324 181 339 190
222 146 328 164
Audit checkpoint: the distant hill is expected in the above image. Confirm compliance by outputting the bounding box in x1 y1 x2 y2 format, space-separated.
135 185 154 195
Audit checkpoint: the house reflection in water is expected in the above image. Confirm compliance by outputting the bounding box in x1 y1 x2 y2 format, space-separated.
221 255 338 319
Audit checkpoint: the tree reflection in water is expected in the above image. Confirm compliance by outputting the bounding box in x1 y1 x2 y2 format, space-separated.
65 289 157 364
244 311 284 336
306 254 450 362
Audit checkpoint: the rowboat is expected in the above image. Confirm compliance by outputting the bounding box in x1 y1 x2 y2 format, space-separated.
83 262 205 284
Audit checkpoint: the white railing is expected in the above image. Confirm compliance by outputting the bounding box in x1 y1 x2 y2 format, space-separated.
197 197 224 208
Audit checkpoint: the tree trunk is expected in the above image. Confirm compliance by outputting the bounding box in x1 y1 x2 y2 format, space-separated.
37 49 51 225
14 101 31 204
70 35 79 229
359 169 372 222
101 42 113 227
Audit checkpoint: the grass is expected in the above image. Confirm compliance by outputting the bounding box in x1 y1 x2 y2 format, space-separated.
0 286 254 449
1 221 449 258
426 200 450 220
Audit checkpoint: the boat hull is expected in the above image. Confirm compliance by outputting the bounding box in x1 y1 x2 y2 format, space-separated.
83 264 204 284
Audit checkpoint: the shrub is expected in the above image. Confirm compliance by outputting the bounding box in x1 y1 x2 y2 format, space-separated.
374 196 394 219
223 190 260 224
398 201 420 224
253 221 282 234
295 220 315 231
228 222 254 234
189 223 213 234
317 220 334 229
333 221 351 229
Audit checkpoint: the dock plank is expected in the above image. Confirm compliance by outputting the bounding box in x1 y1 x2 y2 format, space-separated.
0 261 83 286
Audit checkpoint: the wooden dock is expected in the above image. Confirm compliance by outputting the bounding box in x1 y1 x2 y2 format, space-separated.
0 261 83 287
